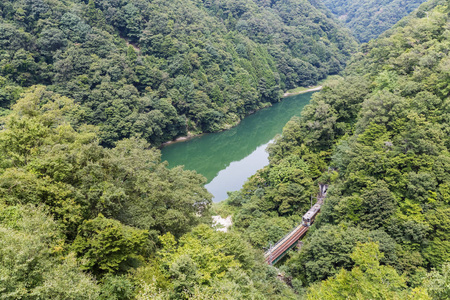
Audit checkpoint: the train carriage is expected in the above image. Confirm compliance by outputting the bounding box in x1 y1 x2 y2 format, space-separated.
302 203 321 227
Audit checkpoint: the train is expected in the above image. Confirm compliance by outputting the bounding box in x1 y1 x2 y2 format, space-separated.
302 184 327 227
264 184 328 264
301 202 322 226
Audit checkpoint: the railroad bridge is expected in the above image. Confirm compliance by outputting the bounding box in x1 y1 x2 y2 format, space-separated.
264 184 327 265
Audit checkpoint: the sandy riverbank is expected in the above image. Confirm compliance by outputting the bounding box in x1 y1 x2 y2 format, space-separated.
212 215 232 232
283 86 323 98
160 132 201 147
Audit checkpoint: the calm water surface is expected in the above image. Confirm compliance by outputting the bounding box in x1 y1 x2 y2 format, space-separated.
161 91 315 202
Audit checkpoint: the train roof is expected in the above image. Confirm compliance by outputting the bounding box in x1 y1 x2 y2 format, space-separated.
303 203 321 219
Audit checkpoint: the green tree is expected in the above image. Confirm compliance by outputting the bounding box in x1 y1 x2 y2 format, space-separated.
425 263 450 300
359 182 397 229
0 86 211 240
286 225 398 285
72 214 148 277
137 224 296 299
307 242 431 300
0 205 100 299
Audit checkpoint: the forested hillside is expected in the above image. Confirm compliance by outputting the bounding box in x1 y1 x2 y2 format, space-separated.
322 0 428 42
2 0 450 299
0 0 356 147
223 0 450 298
0 0 358 299
0 87 302 299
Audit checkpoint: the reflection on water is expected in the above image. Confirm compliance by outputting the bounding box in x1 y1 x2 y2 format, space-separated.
161 91 315 202
204 141 271 201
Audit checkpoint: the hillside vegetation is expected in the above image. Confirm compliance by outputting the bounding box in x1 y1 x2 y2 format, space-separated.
322 0 428 42
0 86 302 299
1 0 450 299
0 0 356 147
223 0 450 298
0 0 358 299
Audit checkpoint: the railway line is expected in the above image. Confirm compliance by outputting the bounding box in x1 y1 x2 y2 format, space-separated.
264 184 327 265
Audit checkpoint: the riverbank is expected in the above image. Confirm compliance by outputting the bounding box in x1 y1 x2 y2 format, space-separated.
212 215 232 232
283 85 323 98
160 132 202 147
161 87 322 148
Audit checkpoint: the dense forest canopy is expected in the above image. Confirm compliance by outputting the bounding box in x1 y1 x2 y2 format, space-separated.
221 0 450 298
1 0 450 299
0 0 356 147
322 0 428 42
0 84 299 299
0 0 356 299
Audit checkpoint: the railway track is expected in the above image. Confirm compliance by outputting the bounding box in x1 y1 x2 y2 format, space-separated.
264 184 328 265
264 224 309 265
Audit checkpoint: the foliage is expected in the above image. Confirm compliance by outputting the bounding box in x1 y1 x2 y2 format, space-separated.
99 275 135 300
134 224 298 299
286 225 398 285
223 0 450 295
0 204 100 299
425 263 450 300
322 0 428 42
307 242 431 299
0 85 212 296
1 0 450 298
0 0 357 147
72 214 149 277
227 153 316 248
0 87 211 241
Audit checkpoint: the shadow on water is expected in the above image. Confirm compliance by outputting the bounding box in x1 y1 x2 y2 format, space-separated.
161 91 315 201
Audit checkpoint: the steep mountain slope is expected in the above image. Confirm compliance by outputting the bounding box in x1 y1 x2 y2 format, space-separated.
0 0 356 147
205 0 357 87
0 88 298 299
0 1 359 298
223 0 450 297
322 0 428 42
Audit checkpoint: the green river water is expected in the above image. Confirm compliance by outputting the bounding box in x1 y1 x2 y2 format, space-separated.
161 91 315 202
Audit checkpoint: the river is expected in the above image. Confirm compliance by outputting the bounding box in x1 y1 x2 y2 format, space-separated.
161 91 315 202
